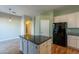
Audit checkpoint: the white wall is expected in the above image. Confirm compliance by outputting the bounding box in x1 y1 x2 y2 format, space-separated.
21 16 25 35
0 12 21 41
34 16 40 35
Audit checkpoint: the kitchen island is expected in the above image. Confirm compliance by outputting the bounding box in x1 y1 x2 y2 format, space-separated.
19 35 52 54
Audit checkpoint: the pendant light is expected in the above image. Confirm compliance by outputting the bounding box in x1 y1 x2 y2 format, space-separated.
8 8 12 22
8 8 16 22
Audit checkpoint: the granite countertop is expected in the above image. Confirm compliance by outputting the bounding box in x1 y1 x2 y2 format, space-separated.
20 35 51 45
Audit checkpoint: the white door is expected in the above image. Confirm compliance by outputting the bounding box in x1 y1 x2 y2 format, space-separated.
40 20 49 36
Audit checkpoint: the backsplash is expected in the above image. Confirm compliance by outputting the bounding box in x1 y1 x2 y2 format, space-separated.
67 28 79 36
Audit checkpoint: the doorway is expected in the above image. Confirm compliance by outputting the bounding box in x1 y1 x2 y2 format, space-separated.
25 17 32 35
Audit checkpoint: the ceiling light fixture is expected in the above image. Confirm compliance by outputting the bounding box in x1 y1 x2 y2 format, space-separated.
8 8 12 22
8 8 16 22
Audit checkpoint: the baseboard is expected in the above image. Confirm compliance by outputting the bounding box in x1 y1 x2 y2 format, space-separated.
0 37 19 42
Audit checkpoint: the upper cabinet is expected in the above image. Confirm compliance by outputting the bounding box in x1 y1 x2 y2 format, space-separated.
54 15 67 23
75 12 79 28
54 12 79 28
66 13 77 28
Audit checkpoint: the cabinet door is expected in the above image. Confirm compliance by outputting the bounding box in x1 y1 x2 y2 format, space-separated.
54 16 62 23
23 39 27 54
76 36 79 49
67 36 70 47
40 39 52 54
54 15 67 23
68 36 77 48
46 39 52 54
67 13 76 28
60 15 68 22
28 41 39 54
75 12 79 28
19 37 23 52
40 41 48 54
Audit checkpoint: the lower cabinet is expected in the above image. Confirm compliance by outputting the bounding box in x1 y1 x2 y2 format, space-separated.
28 41 39 54
67 35 77 48
23 39 39 54
19 37 23 52
39 39 52 54
21 38 52 54
23 39 28 54
39 41 48 54
76 37 79 50
68 35 79 50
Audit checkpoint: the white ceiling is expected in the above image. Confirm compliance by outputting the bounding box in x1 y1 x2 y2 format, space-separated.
0 5 65 16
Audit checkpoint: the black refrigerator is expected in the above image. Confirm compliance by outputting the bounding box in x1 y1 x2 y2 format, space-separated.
53 22 67 47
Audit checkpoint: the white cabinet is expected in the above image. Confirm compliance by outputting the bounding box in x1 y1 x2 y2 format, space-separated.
75 12 79 28
54 16 62 23
54 15 67 23
66 13 77 28
20 37 52 54
23 39 27 54
39 41 48 54
54 12 77 28
67 35 77 48
67 36 70 47
76 36 79 49
46 39 52 53
68 35 79 50
19 37 23 52
28 41 39 54
39 39 52 54
23 39 39 54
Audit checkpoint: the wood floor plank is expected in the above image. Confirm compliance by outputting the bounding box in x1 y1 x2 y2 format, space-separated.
52 44 79 54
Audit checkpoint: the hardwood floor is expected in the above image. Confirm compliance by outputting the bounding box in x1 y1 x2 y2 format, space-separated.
1 39 79 54
51 44 79 54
